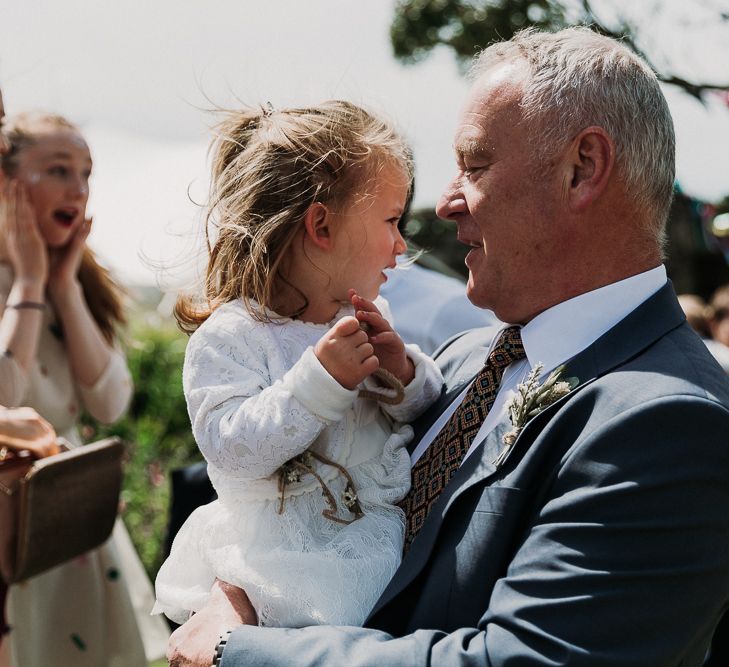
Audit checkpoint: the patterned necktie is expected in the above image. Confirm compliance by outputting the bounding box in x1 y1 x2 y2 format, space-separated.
401 325 525 551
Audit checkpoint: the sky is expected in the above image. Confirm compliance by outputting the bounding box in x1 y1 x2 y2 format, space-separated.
1 0 728 285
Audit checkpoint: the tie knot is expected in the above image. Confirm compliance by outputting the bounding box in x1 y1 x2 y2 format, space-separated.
488 325 525 368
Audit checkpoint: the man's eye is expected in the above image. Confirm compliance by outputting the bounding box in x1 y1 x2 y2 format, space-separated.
387 217 401 226
48 166 68 177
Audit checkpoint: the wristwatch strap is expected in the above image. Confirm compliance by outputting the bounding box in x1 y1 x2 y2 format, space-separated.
212 630 232 667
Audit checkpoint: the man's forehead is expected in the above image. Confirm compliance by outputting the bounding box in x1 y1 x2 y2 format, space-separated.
454 65 526 143
467 70 524 113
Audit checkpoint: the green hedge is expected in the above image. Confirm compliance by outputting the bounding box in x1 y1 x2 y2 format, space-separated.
80 313 200 580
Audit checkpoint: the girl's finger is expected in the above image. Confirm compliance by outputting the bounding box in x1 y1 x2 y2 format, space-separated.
331 315 362 337
356 342 375 360
360 355 380 376
350 292 382 316
356 309 390 334
370 331 400 346
351 329 369 346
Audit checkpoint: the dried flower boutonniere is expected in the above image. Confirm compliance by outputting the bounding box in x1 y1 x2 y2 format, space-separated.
493 364 579 468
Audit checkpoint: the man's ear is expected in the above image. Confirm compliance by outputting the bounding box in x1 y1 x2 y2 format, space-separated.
303 203 332 250
566 126 615 213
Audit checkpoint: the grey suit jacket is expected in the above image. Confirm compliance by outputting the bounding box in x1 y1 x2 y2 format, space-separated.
223 284 729 666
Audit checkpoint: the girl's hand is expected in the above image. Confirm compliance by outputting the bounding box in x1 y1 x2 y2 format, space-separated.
351 290 414 386
48 216 91 297
1 180 48 286
314 315 379 389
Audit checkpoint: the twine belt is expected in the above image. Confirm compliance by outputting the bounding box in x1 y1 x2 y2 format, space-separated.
276 355 406 524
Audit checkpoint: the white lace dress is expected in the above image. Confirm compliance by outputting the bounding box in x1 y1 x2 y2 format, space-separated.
154 299 443 628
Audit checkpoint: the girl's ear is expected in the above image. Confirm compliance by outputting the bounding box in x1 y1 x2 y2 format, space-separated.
303 202 332 250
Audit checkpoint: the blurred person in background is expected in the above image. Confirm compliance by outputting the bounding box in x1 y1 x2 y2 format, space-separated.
0 108 168 666
678 293 729 373
707 285 729 348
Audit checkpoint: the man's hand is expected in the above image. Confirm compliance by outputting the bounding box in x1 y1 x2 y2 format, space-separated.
167 580 257 667
0 406 59 458
314 315 379 389
351 290 414 386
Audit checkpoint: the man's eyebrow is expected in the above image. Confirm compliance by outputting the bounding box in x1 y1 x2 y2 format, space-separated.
454 139 491 161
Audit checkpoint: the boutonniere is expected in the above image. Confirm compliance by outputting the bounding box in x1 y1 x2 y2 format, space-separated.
493 364 579 468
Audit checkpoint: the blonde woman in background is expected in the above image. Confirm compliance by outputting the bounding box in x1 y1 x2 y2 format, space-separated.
0 106 168 665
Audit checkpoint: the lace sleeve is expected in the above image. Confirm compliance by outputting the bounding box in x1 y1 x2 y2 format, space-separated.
77 347 133 424
0 287 29 407
184 316 358 480
0 352 28 407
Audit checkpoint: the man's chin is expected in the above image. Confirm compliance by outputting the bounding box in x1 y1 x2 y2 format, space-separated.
465 280 493 311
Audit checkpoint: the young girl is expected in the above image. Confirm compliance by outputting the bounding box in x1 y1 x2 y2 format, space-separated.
0 112 169 666
154 101 443 628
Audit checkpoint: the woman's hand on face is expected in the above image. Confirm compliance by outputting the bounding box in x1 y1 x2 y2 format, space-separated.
1 180 48 286
351 290 415 386
48 216 91 297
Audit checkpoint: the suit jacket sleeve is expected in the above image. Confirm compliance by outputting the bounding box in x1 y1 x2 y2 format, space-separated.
220 394 729 666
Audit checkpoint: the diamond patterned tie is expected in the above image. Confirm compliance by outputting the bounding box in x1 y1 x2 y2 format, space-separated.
401 325 525 552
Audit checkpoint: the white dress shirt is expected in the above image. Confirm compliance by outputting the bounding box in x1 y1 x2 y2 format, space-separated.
411 265 668 465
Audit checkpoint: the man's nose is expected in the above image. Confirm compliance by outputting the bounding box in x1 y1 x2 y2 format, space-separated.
435 179 467 221
0 133 10 156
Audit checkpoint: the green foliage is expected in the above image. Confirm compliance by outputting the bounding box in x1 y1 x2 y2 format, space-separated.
390 0 729 99
391 0 566 67
405 206 469 279
80 313 200 580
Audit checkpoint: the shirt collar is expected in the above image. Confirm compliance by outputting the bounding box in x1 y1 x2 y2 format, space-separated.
506 265 667 374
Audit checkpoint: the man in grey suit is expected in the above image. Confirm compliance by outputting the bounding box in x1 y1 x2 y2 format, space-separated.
169 27 729 666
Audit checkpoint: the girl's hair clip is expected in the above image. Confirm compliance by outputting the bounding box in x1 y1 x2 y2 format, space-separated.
263 101 276 117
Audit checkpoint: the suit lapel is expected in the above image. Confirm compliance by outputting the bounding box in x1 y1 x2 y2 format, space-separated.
441 282 686 508
368 282 686 621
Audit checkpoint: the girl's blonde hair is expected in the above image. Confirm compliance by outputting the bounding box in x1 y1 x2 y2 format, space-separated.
175 100 413 332
1 112 127 344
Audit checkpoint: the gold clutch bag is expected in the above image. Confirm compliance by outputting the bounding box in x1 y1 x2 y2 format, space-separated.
0 437 125 584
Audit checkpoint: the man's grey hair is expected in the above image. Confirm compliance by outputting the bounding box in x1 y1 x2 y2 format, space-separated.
470 27 675 246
